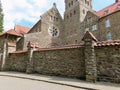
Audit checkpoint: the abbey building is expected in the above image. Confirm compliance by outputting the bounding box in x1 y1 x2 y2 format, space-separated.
0 0 120 83
16 0 120 50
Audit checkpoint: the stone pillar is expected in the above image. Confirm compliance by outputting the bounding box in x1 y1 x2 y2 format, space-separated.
82 31 97 82
1 40 8 71
26 42 34 74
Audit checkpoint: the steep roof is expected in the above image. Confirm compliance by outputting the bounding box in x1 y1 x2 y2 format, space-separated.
94 1 120 17
0 25 31 37
15 25 31 35
0 29 22 37
82 31 98 42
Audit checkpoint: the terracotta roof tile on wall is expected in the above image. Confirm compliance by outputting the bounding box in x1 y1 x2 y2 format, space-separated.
15 25 31 35
97 40 120 47
8 42 16 47
36 45 84 52
0 29 22 37
94 1 120 17
9 50 28 54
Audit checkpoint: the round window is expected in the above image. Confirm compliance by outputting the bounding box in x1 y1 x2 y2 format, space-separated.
48 26 59 37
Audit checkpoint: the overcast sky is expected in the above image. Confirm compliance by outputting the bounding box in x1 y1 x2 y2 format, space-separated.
1 0 115 31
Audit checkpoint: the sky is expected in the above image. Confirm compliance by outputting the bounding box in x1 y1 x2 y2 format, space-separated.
1 0 115 31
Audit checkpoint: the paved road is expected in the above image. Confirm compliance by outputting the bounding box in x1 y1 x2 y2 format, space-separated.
0 76 84 90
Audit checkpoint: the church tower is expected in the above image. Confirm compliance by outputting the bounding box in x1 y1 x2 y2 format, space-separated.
64 0 92 45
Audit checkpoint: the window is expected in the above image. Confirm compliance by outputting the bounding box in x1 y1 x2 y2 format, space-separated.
105 19 111 27
87 17 92 22
69 3 71 7
92 24 97 31
87 1 89 5
83 9 85 14
71 1 73 5
50 16 58 22
50 16 52 21
74 10 76 15
75 40 77 44
67 15 69 19
85 0 87 4
107 32 112 40
117 4 120 8
70 13 72 17
48 26 59 37
85 28 89 33
104 10 109 15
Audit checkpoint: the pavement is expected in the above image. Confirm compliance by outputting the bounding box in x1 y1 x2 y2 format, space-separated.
0 71 120 90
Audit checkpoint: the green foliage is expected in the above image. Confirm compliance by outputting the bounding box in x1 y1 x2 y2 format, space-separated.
0 2 4 33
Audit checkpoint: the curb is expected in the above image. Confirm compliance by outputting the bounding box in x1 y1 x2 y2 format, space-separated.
0 74 98 90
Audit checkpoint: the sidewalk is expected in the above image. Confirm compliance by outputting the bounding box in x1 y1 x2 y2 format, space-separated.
0 72 120 90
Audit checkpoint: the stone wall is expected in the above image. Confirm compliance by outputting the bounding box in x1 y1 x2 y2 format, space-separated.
2 43 120 83
95 46 120 83
5 47 85 79
6 52 28 72
33 48 85 78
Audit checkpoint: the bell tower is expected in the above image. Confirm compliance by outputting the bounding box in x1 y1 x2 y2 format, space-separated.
64 0 93 45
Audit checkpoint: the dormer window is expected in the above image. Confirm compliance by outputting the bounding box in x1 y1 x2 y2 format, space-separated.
117 4 120 8
104 10 109 14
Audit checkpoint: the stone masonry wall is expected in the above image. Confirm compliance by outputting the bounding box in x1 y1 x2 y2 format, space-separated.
95 46 120 83
33 48 85 78
5 52 28 72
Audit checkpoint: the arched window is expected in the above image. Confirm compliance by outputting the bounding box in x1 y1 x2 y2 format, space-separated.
107 32 112 40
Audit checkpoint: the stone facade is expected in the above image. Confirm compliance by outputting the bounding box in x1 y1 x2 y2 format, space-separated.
0 0 120 84
0 31 120 83
17 0 93 50
32 48 85 78
5 51 28 72
96 46 120 83
81 2 120 41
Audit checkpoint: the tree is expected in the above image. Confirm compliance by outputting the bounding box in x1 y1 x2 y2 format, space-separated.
0 0 3 33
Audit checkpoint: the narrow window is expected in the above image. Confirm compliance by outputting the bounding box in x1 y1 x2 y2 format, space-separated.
107 32 112 40
71 1 73 5
85 0 87 4
105 19 111 27
85 28 89 33
69 3 71 7
83 9 85 14
67 15 69 19
70 13 72 17
50 16 52 21
75 40 77 44
92 24 97 31
74 10 76 15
